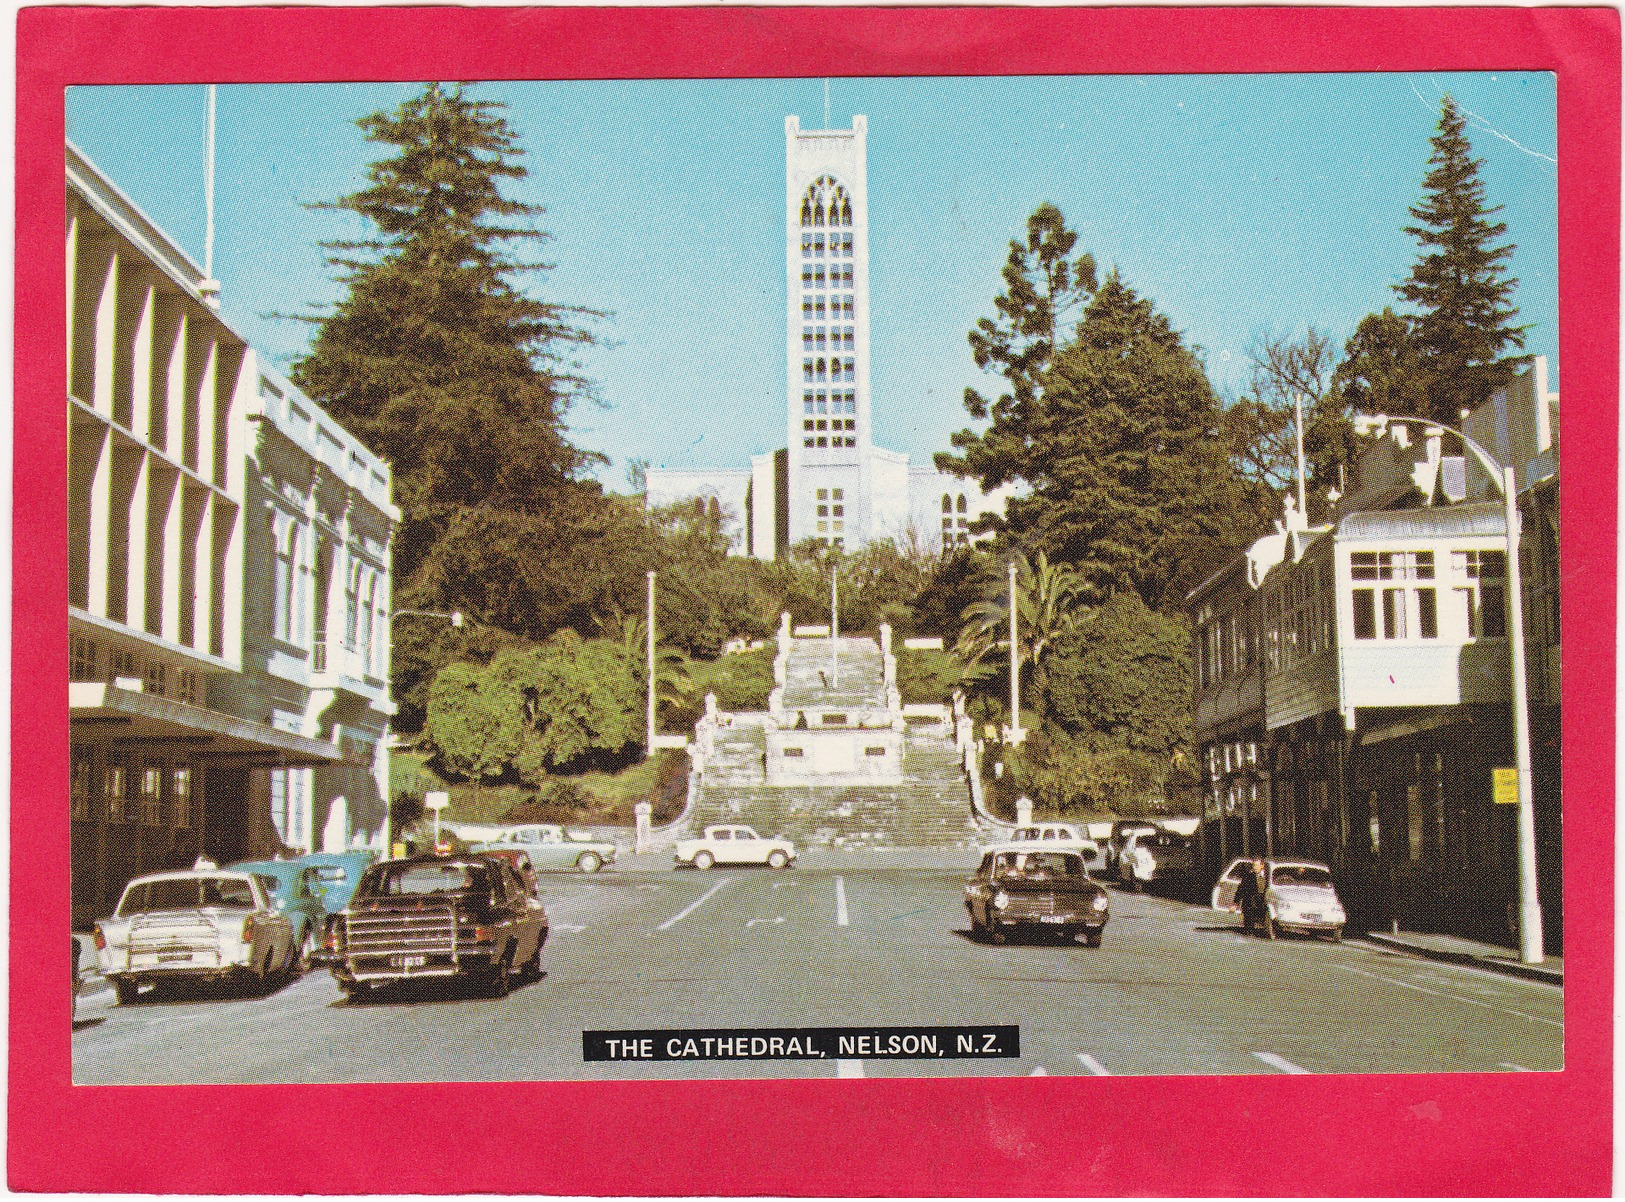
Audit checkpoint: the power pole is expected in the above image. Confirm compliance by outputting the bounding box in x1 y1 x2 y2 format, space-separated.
646 571 657 756
1008 559 1021 739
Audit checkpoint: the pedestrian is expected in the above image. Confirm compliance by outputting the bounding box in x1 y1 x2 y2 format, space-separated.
1236 856 1271 938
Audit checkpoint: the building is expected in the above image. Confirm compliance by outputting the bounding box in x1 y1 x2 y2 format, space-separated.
644 116 1012 559
67 143 397 927
1187 359 1561 949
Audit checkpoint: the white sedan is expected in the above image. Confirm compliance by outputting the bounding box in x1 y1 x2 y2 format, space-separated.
674 825 796 870
1005 822 1101 862
94 869 297 1003
1212 857 1347 940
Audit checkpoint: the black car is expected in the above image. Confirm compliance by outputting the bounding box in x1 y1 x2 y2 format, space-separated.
964 845 1110 947
328 853 548 1000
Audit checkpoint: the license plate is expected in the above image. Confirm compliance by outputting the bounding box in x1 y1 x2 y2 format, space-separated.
1301 914 1321 922
1039 915 1068 923
158 952 191 962
391 954 427 969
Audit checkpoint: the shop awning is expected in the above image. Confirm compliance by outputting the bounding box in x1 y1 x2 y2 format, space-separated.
70 682 342 768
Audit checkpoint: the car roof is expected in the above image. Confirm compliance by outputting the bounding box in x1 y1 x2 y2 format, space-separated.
125 869 257 884
980 842 1087 856
228 860 306 875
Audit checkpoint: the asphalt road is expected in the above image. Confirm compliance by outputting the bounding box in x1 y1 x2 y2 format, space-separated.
73 864 1564 1083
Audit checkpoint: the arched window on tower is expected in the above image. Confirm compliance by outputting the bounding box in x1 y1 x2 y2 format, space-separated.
801 200 812 227
942 494 953 514
957 495 967 513
802 177 851 237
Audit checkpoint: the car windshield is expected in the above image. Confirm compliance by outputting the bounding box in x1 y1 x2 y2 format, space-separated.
314 866 347 883
1272 865 1333 888
1145 833 1189 849
369 863 490 896
993 852 1084 879
253 873 285 894
119 877 255 914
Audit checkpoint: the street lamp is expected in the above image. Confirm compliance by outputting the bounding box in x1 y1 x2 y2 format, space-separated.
646 571 657 756
1007 557 1023 744
830 559 840 689
1352 412 1543 964
385 608 466 860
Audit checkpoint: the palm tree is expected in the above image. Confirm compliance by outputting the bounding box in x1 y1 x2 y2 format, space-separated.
593 607 693 715
953 551 1090 686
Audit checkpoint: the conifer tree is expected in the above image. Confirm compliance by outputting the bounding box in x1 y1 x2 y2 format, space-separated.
1395 95 1528 422
292 82 609 610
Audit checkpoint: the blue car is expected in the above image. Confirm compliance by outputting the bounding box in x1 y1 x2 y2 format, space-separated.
293 851 378 929
227 860 329 967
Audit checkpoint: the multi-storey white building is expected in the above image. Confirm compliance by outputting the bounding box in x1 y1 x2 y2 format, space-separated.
67 143 397 926
645 116 1011 559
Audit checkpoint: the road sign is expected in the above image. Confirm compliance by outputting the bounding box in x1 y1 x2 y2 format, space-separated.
1492 767 1519 805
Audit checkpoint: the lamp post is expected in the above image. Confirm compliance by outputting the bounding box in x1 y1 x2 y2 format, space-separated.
386 609 465 860
646 571 657 756
830 559 840 689
1352 413 1542 963
1008 558 1022 743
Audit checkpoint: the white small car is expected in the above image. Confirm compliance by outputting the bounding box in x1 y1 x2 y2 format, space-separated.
94 869 297 1003
674 825 796 870
1212 857 1347 940
1006 822 1100 862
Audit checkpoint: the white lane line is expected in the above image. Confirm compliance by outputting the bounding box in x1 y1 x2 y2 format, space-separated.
552 923 586 933
655 878 732 931
1029 1064 1048 1076
1500 1062 1534 1071
1335 964 1563 1028
1076 1054 1112 1076
836 1059 866 1078
745 916 785 928
835 876 850 927
1254 1052 1311 1075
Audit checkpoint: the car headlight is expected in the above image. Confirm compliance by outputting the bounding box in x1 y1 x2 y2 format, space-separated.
992 891 1010 910
1091 894 1108 911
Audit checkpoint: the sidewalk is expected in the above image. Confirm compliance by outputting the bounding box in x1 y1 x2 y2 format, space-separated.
1361 928 1563 986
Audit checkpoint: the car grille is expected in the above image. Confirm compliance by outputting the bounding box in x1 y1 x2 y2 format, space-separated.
1003 892 1061 918
344 906 463 977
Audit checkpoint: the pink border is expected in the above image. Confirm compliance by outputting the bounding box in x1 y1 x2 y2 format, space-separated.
14 8 1617 1195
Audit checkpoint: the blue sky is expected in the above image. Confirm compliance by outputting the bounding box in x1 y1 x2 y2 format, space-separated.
66 74 1557 489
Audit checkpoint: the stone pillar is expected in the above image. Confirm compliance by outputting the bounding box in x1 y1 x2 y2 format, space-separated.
878 622 892 656
1016 796 1033 826
704 692 719 722
634 802 653 853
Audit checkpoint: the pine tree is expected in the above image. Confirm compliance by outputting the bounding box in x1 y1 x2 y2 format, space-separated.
292 82 609 603
1395 95 1528 423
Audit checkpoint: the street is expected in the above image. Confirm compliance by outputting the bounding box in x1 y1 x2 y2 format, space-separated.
73 861 1564 1084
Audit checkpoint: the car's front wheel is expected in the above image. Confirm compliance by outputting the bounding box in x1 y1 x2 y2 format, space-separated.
1083 929 1104 949
766 850 788 870
113 978 140 1005
486 951 512 999
577 851 603 874
693 850 715 871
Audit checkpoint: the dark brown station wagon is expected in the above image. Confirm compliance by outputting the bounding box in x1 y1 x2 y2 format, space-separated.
964 845 1110 947
328 853 549 1000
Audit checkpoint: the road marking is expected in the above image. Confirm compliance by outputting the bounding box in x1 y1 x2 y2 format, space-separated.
655 878 732 931
836 1059 865 1078
553 923 586 933
1500 1062 1534 1071
770 881 799 890
1254 1052 1311 1075
1076 1054 1112 1076
745 916 785 928
1335 964 1562 1028
1029 1064 1048 1075
635 884 664 892
835 876 849 926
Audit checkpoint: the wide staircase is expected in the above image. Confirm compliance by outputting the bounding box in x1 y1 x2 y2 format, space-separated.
687 635 981 848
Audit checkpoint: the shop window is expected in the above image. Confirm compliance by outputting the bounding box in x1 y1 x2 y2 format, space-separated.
141 764 163 826
71 750 92 820
173 767 192 829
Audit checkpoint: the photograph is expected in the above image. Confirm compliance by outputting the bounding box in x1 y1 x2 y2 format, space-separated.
16 6 1616 1196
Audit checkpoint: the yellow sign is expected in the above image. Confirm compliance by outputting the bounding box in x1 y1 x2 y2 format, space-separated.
1493 767 1520 805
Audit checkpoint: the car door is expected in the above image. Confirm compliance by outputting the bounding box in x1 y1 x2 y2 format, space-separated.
1212 858 1250 910
735 828 769 864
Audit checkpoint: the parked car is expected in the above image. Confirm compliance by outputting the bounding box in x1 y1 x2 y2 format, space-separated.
93 869 297 1003
1116 829 1197 893
480 824 616 874
1212 857 1347 940
964 845 1109 947
228 860 328 965
481 847 539 896
673 824 796 870
1104 820 1161 874
328 853 548 1000
294 851 378 930
72 935 82 1020
1006 822 1100 862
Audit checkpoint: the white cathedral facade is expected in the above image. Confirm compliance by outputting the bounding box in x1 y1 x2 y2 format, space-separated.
644 115 1012 559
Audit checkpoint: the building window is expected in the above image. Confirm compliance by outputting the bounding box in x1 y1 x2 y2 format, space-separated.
172 767 192 828
1352 550 1434 580
175 668 198 705
801 266 814 288
833 520 844 533
943 517 953 530
942 494 952 514
814 266 826 289
803 361 814 383
105 756 129 823
803 329 814 351
957 495 967 513
817 520 828 532
802 297 814 320
804 438 815 448
108 647 136 683
144 660 167 698
1381 588 1407 639
816 437 827 447
817 505 829 517
832 505 844 517
71 750 92 820
1417 588 1438 639
70 635 99 681
832 489 844 501
141 764 163 826
1352 589 1377 640
1454 550 1507 638
816 489 828 500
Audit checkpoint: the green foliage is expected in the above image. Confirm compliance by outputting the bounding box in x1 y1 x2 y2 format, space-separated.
493 632 644 777
1040 590 1192 760
424 660 525 785
953 550 1090 681
895 648 964 705
1329 308 1430 422
1395 95 1529 422
1002 731 1165 818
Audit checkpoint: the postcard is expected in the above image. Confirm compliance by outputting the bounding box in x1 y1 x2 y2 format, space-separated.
16 6 1616 1197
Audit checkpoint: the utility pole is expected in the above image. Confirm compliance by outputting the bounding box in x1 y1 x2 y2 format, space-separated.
1294 391 1308 520
646 571 657 756
1502 463 1542 963
829 560 839 688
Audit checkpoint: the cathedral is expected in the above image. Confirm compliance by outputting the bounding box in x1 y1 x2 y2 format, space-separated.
644 115 1012 559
